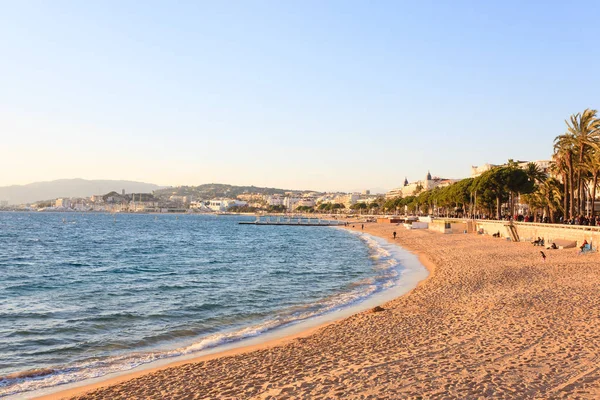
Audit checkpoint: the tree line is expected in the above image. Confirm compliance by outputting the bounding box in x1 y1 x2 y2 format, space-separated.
382 108 600 223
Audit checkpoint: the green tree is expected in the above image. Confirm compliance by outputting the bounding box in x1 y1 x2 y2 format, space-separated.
350 203 368 211
583 146 600 217
473 166 533 219
565 109 600 215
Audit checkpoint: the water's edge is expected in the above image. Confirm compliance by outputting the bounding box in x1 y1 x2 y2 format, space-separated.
9 230 428 400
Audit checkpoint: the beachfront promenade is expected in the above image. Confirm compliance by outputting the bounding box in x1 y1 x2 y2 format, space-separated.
445 218 600 247
239 215 345 226
51 220 600 400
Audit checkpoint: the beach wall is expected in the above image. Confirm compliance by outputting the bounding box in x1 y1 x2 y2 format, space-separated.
513 223 600 247
429 220 475 234
474 220 600 247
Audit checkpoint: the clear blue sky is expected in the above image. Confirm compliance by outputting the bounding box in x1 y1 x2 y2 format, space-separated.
1 1 599 192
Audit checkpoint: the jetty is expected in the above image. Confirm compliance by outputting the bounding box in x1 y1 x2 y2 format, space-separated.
239 215 345 226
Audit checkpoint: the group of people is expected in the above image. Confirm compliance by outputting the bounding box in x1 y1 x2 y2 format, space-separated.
531 237 545 246
477 214 600 227
561 215 600 226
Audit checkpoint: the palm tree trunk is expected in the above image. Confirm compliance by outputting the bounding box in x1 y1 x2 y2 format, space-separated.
578 144 586 215
569 161 575 219
576 171 581 215
592 173 598 218
563 173 568 220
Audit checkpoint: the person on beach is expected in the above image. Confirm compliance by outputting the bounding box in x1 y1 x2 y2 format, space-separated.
540 251 546 262
393 231 397 239
580 240 588 251
361 224 364 230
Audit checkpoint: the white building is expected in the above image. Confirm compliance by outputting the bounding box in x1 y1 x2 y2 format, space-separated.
386 172 460 198
471 163 499 178
295 199 316 208
518 160 552 175
338 193 359 207
283 196 302 210
471 160 552 178
169 195 190 204
265 195 284 206
207 199 248 212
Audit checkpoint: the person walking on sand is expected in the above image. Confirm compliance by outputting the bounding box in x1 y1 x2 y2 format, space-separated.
361 224 364 230
393 231 397 239
540 251 546 262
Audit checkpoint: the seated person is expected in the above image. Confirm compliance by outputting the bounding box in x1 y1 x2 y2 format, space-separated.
580 240 589 251
548 242 558 250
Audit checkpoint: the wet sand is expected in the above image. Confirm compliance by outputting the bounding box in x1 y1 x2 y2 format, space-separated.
43 222 600 399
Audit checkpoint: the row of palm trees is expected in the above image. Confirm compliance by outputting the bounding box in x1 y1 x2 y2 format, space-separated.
553 108 600 219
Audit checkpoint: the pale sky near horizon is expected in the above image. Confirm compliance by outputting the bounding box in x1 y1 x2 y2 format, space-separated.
1 1 599 192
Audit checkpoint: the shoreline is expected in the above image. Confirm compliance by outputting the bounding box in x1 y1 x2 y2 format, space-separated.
26 226 430 400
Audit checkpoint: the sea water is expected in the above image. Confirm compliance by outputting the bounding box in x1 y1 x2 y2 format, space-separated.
0 213 423 398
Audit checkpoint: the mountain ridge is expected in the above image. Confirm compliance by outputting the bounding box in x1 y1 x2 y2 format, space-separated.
0 179 163 205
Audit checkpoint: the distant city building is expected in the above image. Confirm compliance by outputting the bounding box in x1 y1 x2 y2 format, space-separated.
169 195 191 204
55 198 71 208
385 188 404 199
237 193 264 202
386 172 459 198
518 160 552 175
340 193 359 207
283 196 301 210
265 195 284 206
470 163 499 178
189 201 210 211
295 199 316 209
471 160 552 178
207 199 247 211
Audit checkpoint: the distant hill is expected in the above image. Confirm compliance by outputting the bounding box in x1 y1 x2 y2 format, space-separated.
154 183 316 200
0 179 162 205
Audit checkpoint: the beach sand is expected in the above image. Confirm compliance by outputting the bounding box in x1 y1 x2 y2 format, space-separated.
42 223 600 399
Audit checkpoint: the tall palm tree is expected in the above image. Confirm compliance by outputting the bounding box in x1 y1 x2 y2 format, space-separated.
565 109 600 215
542 178 564 223
584 146 600 217
554 132 576 219
550 152 568 219
523 178 563 223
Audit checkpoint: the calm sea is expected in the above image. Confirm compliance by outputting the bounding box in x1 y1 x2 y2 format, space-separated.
0 213 419 398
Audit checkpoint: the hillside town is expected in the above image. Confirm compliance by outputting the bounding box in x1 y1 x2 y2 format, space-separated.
0 158 557 217
0 188 382 214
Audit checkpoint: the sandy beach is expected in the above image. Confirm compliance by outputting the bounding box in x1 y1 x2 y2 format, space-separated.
40 222 600 399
